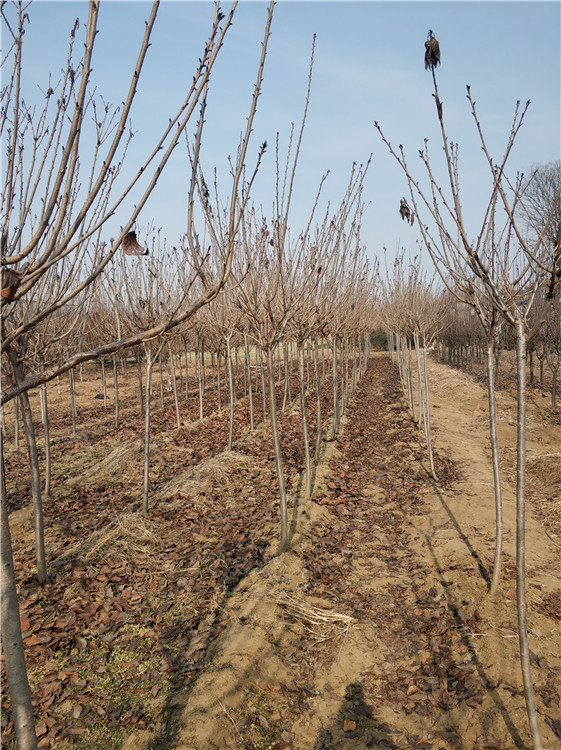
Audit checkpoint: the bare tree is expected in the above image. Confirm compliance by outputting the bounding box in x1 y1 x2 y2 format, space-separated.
376 33 560 750
0 2 275 746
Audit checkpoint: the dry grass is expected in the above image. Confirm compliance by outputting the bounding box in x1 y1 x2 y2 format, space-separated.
271 592 354 643
51 512 159 569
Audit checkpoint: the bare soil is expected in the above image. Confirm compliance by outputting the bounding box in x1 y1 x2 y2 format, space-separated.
2 353 560 749
126 355 561 749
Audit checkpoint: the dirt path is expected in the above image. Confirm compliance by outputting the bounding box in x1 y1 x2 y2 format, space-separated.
157 354 560 750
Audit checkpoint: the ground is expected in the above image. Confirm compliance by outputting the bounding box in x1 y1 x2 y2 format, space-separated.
2 352 560 749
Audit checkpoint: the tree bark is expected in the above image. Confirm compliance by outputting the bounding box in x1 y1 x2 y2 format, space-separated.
298 338 312 498
198 344 204 421
331 336 339 439
168 343 181 427
486 334 503 597
137 353 145 419
421 335 437 481
514 320 544 750
266 346 289 552
245 335 254 432
69 368 77 437
14 396 20 453
1 437 38 750
101 359 107 408
113 354 120 427
142 348 154 514
226 335 235 450
313 338 322 464
8 355 48 584
39 385 51 499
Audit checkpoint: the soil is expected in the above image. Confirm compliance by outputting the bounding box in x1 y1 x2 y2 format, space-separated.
128 354 560 750
2 353 560 749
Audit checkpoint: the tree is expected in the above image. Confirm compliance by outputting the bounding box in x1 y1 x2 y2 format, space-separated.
0 2 275 746
518 161 561 251
375 33 560 750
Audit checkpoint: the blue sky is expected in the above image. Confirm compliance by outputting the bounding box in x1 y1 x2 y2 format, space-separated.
3 0 560 269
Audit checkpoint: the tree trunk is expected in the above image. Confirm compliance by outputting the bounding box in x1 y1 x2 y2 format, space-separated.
39 385 51 499
216 349 222 414
486 334 504 597
514 320 544 750
313 338 322 464
200 339 206 393
198 345 204 421
1 437 38 750
183 340 190 401
407 339 416 422
340 338 346 414
113 355 120 427
142 348 154 514
421 335 437 481
8 355 48 584
101 359 107 408
266 346 289 552
14 396 20 453
168 344 181 428
69 368 77 437
259 347 267 421
298 339 312 498
245 335 254 432
137 353 145 419
158 353 165 409
226 335 235 451
331 337 339 439
414 332 424 432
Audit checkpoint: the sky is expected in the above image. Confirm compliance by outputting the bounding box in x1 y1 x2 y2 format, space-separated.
2 0 560 272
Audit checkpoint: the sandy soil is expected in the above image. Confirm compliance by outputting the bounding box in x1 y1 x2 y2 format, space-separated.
138 354 561 750
4 353 560 749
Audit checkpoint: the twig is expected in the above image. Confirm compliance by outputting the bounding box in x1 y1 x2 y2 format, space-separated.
219 700 245 743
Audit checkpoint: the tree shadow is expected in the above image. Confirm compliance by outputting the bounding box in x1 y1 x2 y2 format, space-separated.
427 478 491 585
412 520 529 750
312 682 400 749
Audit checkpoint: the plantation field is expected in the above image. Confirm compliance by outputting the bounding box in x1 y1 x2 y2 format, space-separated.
2 353 560 749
